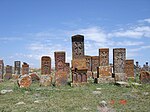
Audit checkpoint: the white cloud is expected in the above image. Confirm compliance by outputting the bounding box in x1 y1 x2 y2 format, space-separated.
143 18 150 23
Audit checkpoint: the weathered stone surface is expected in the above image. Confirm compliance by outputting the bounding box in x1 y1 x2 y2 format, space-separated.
41 56 51 75
17 74 32 88
15 102 26 105
97 76 115 83
55 51 65 72
113 48 126 81
22 62 29 75
64 63 70 78
0 60 4 79
140 71 150 83
125 60 134 78
72 58 87 70
97 66 112 77
87 71 92 78
72 70 87 83
99 48 109 66
72 35 84 59
85 55 91 71
91 56 99 72
40 75 52 86
29 73 40 81
14 61 21 75
55 71 68 86
5 65 12 80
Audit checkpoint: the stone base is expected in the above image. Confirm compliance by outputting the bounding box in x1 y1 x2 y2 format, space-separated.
115 73 127 81
96 76 115 83
55 71 68 86
97 66 112 77
40 75 52 86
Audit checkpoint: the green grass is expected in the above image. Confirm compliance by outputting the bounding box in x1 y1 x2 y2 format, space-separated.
0 80 150 112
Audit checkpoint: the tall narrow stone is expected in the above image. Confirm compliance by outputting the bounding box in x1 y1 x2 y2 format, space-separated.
22 62 29 75
125 59 134 78
64 63 70 77
54 51 65 72
91 56 99 72
5 65 12 79
14 61 21 75
72 35 84 59
99 48 109 66
113 48 126 81
41 56 51 75
0 60 4 79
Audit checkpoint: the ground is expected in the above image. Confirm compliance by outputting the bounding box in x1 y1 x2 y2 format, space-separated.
0 79 150 112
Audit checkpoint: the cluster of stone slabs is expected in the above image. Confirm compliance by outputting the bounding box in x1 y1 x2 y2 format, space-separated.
0 34 149 87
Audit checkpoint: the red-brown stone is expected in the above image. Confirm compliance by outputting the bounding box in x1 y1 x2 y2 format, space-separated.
17 75 32 88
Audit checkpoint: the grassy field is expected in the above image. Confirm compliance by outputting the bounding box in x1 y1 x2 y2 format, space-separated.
0 79 150 112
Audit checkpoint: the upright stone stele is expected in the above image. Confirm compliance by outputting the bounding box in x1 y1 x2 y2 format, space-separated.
22 62 29 75
41 56 51 75
113 48 126 81
0 60 4 79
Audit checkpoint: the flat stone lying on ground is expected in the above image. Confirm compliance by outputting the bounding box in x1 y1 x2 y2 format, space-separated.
0 89 13 95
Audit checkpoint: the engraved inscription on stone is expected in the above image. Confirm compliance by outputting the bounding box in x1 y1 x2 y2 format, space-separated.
5 65 12 79
72 35 84 59
99 48 109 66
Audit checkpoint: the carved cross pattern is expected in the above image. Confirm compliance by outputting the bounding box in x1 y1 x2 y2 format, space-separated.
74 42 83 56
100 51 108 66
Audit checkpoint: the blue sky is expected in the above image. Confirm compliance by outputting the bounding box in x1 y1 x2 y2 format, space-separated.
0 0 150 68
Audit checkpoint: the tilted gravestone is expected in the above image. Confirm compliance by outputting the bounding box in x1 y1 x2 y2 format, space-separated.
113 48 126 81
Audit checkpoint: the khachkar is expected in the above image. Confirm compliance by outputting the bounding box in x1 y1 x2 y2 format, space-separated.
41 56 51 75
91 56 99 78
54 51 65 72
14 61 21 75
22 62 29 75
54 51 68 86
113 48 126 81
125 59 134 78
85 55 92 78
97 48 113 83
71 35 88 85
72 35 84 59
5 65 12 80
0 60 4 79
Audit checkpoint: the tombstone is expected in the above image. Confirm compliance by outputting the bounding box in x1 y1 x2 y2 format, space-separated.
125 60 134 78
14 61 21 75
54 51 65 72
0 60 4 79
113 48 126 81
22 62 29 75
64 63 70 78
55 71 68 86
99 48 109 66
91 56 99 78
85 55 92 78
17 74 32 88
72 58 88 85
5 65 12 80
41 56 51 75
72 35 84 59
